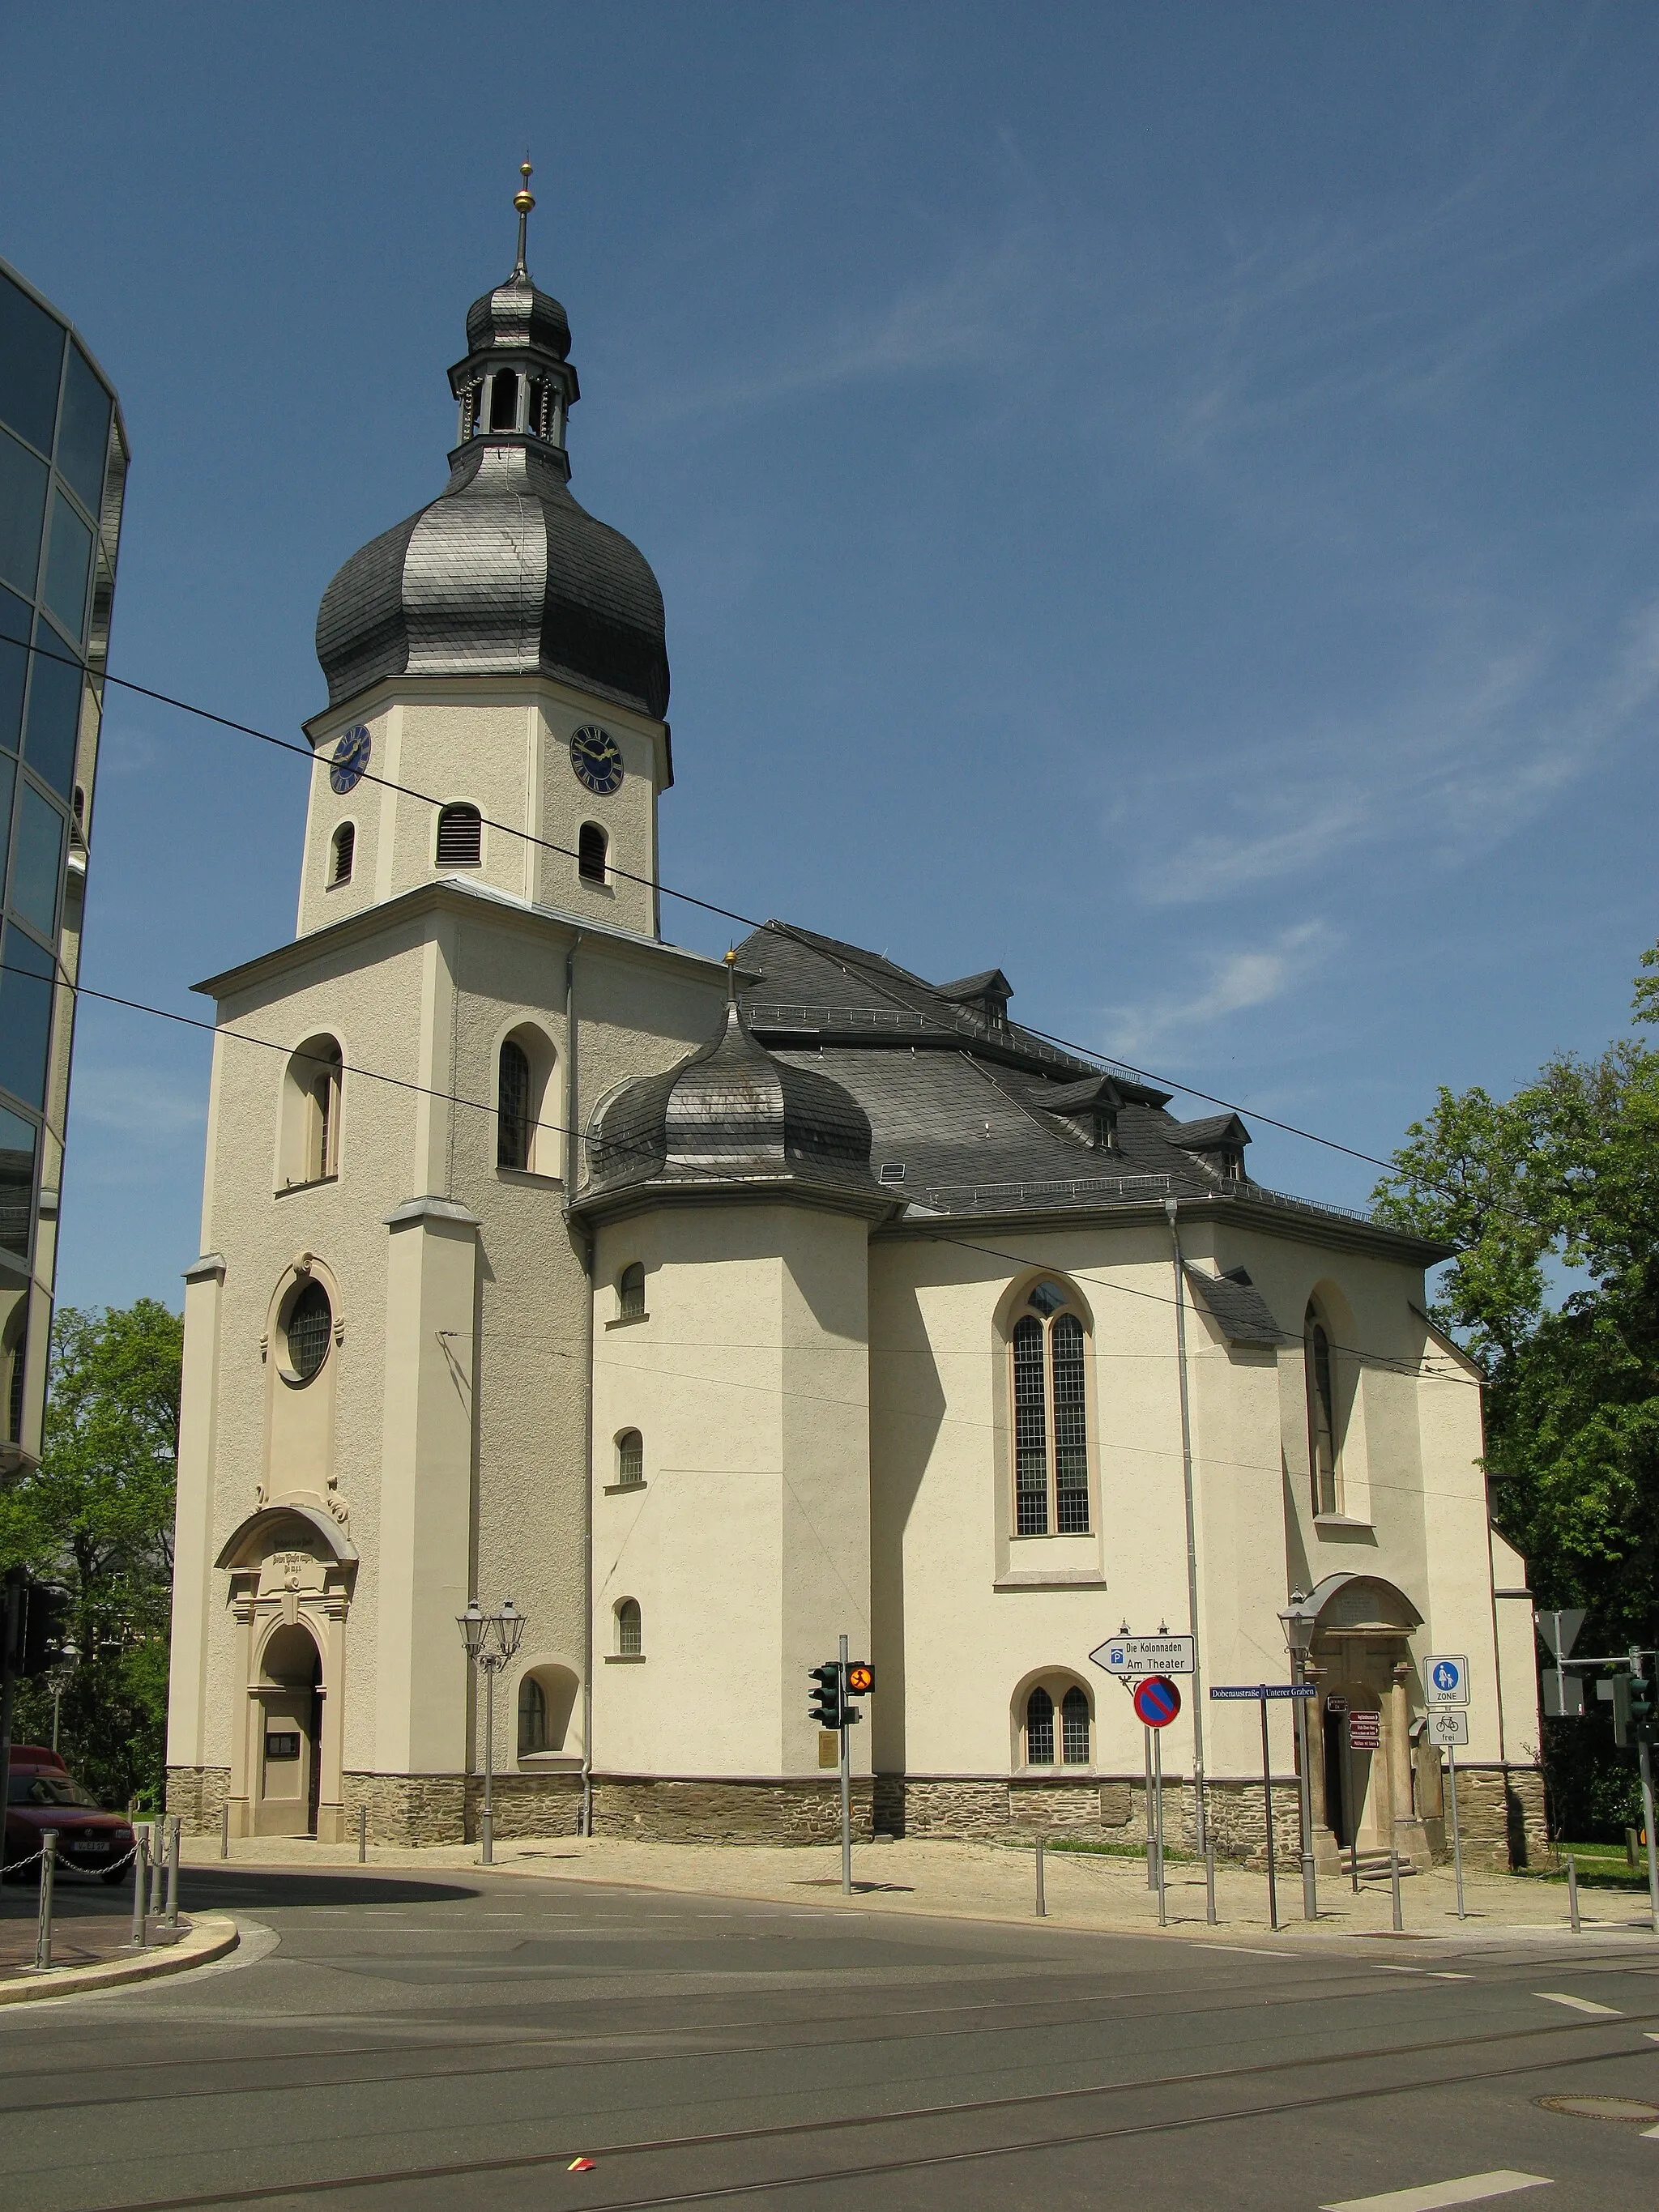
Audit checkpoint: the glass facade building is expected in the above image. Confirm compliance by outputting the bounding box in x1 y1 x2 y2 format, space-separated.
0 256 128 1469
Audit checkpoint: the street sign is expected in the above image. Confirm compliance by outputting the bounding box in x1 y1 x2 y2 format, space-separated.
1091 1634 1196 1678
1326 1695 1348 1715
1536 1609 1586 1661
1133 1677 1182 1728
1427 1710 1469 1746
1425 1654 1469 1707
1209 1685 1317 1700
1347 1710 1381 1750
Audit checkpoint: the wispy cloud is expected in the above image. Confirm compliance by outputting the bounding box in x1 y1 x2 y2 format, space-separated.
1102 919 1337 1061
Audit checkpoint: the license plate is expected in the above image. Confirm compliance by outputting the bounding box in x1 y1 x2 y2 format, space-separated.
76 1841 112 1855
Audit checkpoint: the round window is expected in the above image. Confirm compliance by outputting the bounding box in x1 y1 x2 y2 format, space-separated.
284 1280 332 1383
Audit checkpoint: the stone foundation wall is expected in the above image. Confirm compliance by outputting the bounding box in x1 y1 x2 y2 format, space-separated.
463 1771 582 1842
343 1772 467 1847
1450 1764 1552 1873
166 1765 231 1832
591 1775 875 1844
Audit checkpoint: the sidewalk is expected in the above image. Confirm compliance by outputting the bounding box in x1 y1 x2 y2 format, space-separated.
180 1831 1659 1947
0 1890 238 2003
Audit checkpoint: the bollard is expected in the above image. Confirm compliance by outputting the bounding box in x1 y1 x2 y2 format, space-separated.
149 1820 165 1916
130 1825 150 1948
1205 1839 1218 1926
1567 1852 1580 1933
164 1816 180 1927
1390 1847 1404 1933
220 1801 229 1859
34 1830 58 1972
1034 1835 1047 1918
358 1804 367 1863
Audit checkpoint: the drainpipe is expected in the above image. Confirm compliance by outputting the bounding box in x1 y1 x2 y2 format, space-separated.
562 934 595 1839
1165 1198 1208 1855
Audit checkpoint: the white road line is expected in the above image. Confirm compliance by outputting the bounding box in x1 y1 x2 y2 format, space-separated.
1320 2172 1551 2211
1205 1942 1299 1958
1533 1990 1622 2016
1430 1971 1473 1980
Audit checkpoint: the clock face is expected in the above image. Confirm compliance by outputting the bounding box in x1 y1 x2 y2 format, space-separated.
329 723 372 795
569 724 624 796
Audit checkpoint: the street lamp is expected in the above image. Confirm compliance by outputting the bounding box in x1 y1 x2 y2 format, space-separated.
1279 1595 1318 1922
45 1643 79 1753
455 1597 527 1866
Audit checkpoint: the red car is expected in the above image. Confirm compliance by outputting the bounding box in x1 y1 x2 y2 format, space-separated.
4 1745 136 1883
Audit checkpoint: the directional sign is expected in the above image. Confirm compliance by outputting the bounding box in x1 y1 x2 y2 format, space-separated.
1209 1685 1318 1700
1090 1634 1196 1679
1133 1677 1182 1728
1427 1710 1469 1746
1326 1695 1348 1715
1347 1710 1382 1750
1425 1654 1470 1707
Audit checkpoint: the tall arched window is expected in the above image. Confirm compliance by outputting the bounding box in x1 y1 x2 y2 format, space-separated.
435 803 482 867
578 821 608 885
497 1039 531 1170
1026 1686 1055 1765
518 1674 548 1754
330 821 355 886
617 1262 646 1320
1305 1299 1339 1515
616 1429 643 1486
1009 1279 1090 1536
1021 1677 1092 1769
1061 1685 1091 1765
616 1598 642 1656
281 1036 342 1187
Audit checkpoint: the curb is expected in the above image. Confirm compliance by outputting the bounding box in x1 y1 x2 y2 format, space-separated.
0 1913 239 2004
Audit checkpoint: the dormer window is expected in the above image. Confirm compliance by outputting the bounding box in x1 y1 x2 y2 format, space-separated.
1091 1110 1118 1153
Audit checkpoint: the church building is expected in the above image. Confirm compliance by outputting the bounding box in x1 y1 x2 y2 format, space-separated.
165 181 1546 1872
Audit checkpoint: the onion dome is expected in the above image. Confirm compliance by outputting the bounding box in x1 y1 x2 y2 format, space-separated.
314 165 668 721
582 974 885 1208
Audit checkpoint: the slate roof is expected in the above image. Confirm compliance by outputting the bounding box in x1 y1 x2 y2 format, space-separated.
1182 1266 1292 1347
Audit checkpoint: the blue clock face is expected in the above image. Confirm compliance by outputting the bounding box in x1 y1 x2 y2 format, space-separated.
569 724 624 796
329 724 372 795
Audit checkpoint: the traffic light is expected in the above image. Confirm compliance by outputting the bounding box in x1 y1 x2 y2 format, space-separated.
808 1661 843 1731
847 1662 875 1698
19 1581 73 1679
1597 1673 1632 1746
1631 1671 1657 1748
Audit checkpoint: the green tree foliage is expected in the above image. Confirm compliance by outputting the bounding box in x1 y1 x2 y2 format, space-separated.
0 1300 181 1809
1373 947 1659 1836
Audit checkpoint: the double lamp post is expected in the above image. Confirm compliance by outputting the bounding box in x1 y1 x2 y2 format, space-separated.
456 1596 526 1866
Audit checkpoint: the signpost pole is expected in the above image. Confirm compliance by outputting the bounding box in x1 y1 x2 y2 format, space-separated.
839 1633 852 1899
1154 1725 1166 1926
1144 1724 1155 1890
1446 1742 1465 1920
1260 1691 1278 1933
1639 1739 1658 1939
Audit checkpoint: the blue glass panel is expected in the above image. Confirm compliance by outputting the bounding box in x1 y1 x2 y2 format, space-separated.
9 782 62 939
22 635 80 799
0 923 53 1112
0 586 27 752
0 273 62 457
56 347 111 518
0 756 12 897
0 427 48 598
0 1101 36 1260
42 492 92 642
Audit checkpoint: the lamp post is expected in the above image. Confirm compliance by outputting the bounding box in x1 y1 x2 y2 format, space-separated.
1279 1595 1319 1922
45 1643 79 1753
456 1597 527 1866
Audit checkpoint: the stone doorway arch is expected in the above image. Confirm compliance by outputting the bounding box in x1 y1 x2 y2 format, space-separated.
1282 1573 1427 1870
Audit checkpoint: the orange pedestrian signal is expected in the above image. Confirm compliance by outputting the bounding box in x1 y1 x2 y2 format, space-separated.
847 1663 874 1695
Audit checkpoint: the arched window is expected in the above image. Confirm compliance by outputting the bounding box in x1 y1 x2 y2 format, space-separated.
616 1429 643 1486
1009 1279 1090 1536
1026 1686 1055 1766
616 1599 642 1657
1061 1685 1091 1765
435 803 482 867
284 1279 333 1384
518 1674 548 1755
578 821 608 886
281 1036 342 1187
497 1039 531 1170
330 821 355 886
488 371 520 432
1305 1300 1339 1514
617 1262 646 1320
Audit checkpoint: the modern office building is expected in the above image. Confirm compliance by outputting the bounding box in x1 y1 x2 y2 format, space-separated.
0 257 128 1469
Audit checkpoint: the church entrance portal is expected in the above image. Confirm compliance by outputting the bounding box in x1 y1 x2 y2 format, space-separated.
255 1622 323 1837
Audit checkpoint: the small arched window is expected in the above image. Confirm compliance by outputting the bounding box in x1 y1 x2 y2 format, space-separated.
1305 1300 1339 1515
616 1429 644 1486
435 803 482 868
330 821 355 886
518 1674 548 1755
1010 1279 1090 1536
1061 1685 1091 1765
618 1262 646 1320
616 1599 642 1657
578 821 608 886
497 1039 531 1170
1026 1686 1055 1766
284 1279 333 1384
282 1036 343 1186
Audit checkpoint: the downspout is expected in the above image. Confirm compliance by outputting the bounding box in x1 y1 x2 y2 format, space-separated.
1165 1198 1209 1854
562 933 595 1839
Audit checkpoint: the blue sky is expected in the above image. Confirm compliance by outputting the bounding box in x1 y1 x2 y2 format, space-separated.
2 4 1656 1313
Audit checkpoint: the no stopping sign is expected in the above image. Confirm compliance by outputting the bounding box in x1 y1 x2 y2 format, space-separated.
1132 1676 1182 1728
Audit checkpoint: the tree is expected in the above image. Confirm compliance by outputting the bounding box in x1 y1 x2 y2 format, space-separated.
1373 946 1659 1837
0 1300 182 1809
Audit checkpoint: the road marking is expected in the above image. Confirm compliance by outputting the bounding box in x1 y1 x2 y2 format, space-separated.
1375 1965 1427 1974
1533 1990 1622 2016
1431 1971 1473 1980
1205 1942 1299 1958
1320 2173 1551 2211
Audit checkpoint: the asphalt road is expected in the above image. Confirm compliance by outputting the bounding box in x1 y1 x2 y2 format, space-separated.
2 1860 1658 2211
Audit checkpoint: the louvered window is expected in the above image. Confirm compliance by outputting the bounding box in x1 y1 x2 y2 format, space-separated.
578 821 608 885
878 1162 906 1184
436 803 481 867
330 821 354 885
616 1430 643 1486
1026 1686 1055 1766
1009 1281 1090 1536
497 1039 531 1170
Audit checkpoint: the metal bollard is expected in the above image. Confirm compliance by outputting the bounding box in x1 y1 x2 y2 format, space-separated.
149 1820 165 1915
358 1804 367 1863
1390 1847 1404 1933
1034 1835 1047 1918
1205 1840 1218 1925
130 1826 150 1948
34 1830 58 1972
220 1801 229 1859
164 1816 180 1927
1567 1852 1580 1933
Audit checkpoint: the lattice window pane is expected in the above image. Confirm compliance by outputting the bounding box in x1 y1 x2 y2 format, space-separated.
1026 1686 1055 1766
619 1263 646 1319
1061 1685 1090 1765
617 1600 642 1656
1013 1315 1048 1534
1051 1312 1090 1533
617 1430 643 1485
286 1281 331 1383
497 1040 531 1170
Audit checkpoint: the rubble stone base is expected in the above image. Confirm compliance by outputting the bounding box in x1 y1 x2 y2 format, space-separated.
591 1775 876 1844
165 1766 231 1831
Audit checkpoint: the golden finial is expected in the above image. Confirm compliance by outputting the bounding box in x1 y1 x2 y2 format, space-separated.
511 159 535 280
724 945 739 1002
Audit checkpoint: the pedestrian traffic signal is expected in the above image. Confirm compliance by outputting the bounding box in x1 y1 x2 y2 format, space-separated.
19 1580 73 1679
847 1662 874 1697
808 1661 843 1730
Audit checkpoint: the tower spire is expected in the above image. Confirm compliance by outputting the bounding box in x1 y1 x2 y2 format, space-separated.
511 159 535 282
